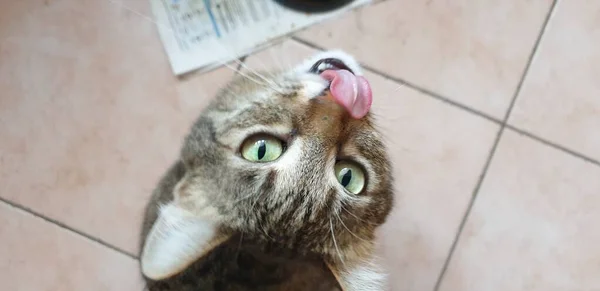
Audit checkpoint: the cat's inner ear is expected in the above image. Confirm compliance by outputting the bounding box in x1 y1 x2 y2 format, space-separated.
141 180 230 280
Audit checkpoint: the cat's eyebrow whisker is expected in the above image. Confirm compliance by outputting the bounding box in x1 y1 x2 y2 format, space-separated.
268 48 293 75
335 212 369 242
104 0 171 33
231 59 285 95
245 54 271 73
219 61 268 87
267 49 281 73
246 55 291 87
329 218 346 267
276 46 293 73
373 83 406 116
216 60 245 75
379 82 406 101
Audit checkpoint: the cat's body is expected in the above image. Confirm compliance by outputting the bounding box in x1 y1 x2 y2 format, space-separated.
140 51 394 291
141 161 341 291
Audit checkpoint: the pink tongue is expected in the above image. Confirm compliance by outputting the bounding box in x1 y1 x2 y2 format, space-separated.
320 69 372 119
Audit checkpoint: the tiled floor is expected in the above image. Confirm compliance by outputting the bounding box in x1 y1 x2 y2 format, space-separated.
1 0 598 290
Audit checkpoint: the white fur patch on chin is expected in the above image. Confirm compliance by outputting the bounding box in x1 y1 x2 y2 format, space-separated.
340 262 388 291
328 255 388 291
141 203 225 280
300 74 329 99
294 50 364 76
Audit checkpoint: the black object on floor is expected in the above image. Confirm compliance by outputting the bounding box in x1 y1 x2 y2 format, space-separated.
273 0 356 13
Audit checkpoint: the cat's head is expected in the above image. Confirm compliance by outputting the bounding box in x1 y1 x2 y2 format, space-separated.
142 51 394 289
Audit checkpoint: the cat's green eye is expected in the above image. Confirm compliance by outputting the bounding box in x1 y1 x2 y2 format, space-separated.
241 135 284 162
334 161 366 194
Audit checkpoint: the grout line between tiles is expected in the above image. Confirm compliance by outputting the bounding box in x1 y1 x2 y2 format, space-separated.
294 17 599 171
0 197 138 260
432 1 559 290
242 35 599 171
431 125 503 291
359 64 502 124
498 3 560 124
506 125 600 167
291 36 503 125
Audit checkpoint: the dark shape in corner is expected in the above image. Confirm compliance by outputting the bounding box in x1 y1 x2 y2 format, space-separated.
273 0 356 13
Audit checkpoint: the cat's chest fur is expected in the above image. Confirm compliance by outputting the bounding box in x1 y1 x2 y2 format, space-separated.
145 236 341 291
140 162 343 291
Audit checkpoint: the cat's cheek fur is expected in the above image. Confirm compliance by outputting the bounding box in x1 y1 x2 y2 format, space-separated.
141 203 230 280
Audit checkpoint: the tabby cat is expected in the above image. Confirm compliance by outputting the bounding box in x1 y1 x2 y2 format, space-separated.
139 51 394 291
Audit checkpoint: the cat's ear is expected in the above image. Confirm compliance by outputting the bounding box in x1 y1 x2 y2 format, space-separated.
325 257 388 291
140 179 231 280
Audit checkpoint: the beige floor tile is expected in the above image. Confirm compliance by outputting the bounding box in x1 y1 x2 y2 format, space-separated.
247 40 499 291
0 0 235 254
296 0 553 118
243 40 316 72
509 0 600 162
439 130 600 291
0 201 144 291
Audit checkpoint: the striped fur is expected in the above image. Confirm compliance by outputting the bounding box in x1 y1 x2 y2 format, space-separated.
140 51 394 290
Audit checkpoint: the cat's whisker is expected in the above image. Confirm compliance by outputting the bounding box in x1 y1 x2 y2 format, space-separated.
329 218 346 267
209 43 280 89
244 54 281 87
218 85 237 97
278 45 294 73
234 231 244 261
244 53 271 73
268 47 292 74
248 194 274 240
217 59 245 75
371 83 406 118
260 225 274 240
104 0 170 32
341 204 377 226
231 59 285 95
234 193 255 203
335 212 370 242
267 48 280 72
219 61 270 87
377 82 406 101
103 0 277 91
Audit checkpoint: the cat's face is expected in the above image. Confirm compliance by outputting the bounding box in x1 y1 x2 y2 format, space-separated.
142 51 393 289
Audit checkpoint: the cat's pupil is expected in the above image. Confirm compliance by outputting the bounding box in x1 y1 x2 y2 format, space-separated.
257 141 266 160
341 168 352 187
